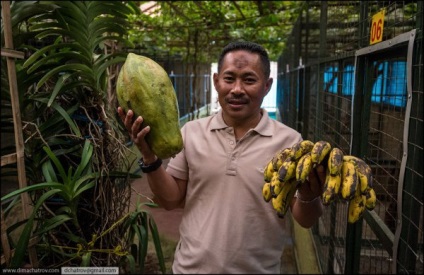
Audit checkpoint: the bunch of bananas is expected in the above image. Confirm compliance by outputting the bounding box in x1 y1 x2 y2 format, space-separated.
262 140 377 223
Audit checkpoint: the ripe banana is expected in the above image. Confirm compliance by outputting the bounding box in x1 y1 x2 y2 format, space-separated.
311 141 332 166
289 140 315 160
262 181 272 202
339 160 359 201
328 148 344 175
271 178 297 218
270 172 282 197
364 187 377 210
343 155 373 194
264 159 275 183
295 152 313 184
272 148 291 171
347 188 366 223
322 168 342 205
278 157 297 182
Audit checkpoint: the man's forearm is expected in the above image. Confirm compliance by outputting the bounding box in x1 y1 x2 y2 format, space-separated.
291 197 323 228
146 167 186 210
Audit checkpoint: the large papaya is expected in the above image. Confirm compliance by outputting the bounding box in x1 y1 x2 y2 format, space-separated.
116 53 183 159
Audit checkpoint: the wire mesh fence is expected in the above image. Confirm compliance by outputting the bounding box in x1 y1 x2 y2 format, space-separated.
277 1 422 274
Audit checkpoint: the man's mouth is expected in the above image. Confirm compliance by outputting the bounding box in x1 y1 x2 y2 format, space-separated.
226 98 248 105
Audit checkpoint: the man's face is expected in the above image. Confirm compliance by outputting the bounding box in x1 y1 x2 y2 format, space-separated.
213 50 272 122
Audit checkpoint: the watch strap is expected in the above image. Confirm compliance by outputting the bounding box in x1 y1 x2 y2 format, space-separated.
138 157 162 173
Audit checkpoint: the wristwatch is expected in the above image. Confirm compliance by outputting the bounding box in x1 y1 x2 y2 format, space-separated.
138 157 162 173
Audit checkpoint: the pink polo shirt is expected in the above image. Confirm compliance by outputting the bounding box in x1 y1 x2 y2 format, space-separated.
166 108 302 274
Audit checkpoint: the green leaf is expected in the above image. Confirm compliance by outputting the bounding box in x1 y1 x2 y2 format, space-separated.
34 98 82 137
35 63 94 90
139 214 148 271
123 254 136 274
73 140 93 179
10 189 62 268
55 205 72 215
1 182 63 202
43 145 69 185
36 214 73 235
72 179 96 198
23 43 72 69
149 216 166 274
42 159 58 182
61 232 88 245
131 223 146 274
81 252 92 267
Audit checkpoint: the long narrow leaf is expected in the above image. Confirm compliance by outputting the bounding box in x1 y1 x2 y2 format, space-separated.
10 189 62 268
123 254 136 274
72 173 98 193
121 212 139 240
43 145 69 184
55 205 72 215
131 223 146 274
48 73 71 107
41 159 58 182
72 180 96 199
73 140 93 180
34 98 82 137
22 44 64 68
26 51 90 75
36 63 94 90
140 214 149 271
149 217 166 274
35 214 73 235
1 182 63 202
61 232 88 245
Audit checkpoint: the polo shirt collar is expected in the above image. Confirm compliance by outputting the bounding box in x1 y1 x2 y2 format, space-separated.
210 108 273 137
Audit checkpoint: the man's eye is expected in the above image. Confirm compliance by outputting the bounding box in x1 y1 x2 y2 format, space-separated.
224 77 234 81
245 78 256 83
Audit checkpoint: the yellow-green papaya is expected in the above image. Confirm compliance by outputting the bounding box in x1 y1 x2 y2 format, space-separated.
116 53 183 159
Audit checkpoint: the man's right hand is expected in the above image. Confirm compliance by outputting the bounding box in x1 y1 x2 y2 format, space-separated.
117 107 157 163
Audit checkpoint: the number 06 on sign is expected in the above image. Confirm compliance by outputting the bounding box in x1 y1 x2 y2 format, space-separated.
370 9 385 45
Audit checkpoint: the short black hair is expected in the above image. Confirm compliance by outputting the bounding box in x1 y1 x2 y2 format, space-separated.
217 41 271 78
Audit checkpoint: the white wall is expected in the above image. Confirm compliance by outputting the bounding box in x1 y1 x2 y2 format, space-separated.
210 61 278 114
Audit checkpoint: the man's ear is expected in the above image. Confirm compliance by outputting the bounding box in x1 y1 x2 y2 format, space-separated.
213 72 219 89
265 77 273 95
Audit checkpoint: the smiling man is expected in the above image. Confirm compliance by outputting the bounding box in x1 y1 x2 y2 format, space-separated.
118 40 325 273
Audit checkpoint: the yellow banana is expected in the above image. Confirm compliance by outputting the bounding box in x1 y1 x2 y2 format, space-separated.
272 148 291 171
289 140 315 160
322 168 341 205
364 187 377 210
264 159 274 183
295 152 313 184
271 190 284 216
270 172 282 197
278 157 297 182
271 178 297 218
279 147 292 160
339 160 359 201
262 181 272 202
310 141 332 166
343 155 373 194
328 148 344 175
347 188 366 223
271 155 280 172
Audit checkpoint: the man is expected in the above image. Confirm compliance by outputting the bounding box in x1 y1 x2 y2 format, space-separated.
118 41 325 273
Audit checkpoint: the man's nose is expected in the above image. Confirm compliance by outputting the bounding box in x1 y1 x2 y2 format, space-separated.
230 80 243 94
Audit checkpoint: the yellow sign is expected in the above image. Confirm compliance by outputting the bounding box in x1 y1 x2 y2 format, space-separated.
370 9 385 45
